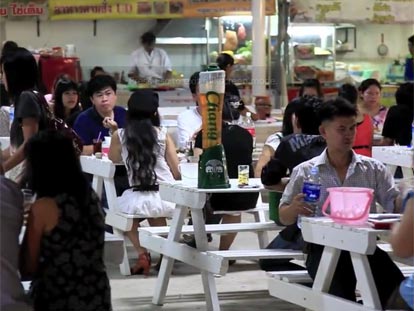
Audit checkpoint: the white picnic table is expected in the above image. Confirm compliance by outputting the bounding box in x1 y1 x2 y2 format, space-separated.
268 217 390 311
372 146 413 179
80 155 304 309
138 179 294 311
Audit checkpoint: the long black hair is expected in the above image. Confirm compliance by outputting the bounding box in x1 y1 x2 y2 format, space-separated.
53 77 81 120
124 90 160 186
216 53 234 71
338 83 358 106
24 130 90 210
358 78 382 93
0 47 38 100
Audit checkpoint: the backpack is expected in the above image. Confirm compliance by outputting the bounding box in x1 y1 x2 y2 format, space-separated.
33 90 83 155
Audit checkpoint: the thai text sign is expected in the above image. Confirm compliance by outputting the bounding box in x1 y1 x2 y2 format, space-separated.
290 0 414 24
49 0 276 20
0 1 45 17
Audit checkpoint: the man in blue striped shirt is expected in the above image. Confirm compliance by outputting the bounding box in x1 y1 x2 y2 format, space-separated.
279 97 404 308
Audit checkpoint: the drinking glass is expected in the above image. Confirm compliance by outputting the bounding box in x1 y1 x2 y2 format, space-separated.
93 139 102 154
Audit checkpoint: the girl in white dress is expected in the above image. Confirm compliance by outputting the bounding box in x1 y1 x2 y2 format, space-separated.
109 90 180 275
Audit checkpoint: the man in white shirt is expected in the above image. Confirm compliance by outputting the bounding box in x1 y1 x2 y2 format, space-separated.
128 32 172 84
176 72 202 149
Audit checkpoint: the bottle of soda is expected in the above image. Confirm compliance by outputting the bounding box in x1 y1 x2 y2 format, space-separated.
243 112 256 148
298 166 321 228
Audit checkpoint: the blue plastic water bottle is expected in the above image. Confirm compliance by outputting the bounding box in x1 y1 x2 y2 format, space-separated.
298 166 321 228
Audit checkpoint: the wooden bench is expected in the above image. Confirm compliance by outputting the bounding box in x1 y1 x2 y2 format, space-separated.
207 249 304 262
268 270 312 284
80 156 142 275
211 202 270 248
139 231 303 276
268 266 414 287
138 221 281 236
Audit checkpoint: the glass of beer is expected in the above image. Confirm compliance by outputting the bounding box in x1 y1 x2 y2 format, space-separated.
198 69 226 149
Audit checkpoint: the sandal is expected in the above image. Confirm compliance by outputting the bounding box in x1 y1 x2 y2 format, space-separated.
130 252 151 276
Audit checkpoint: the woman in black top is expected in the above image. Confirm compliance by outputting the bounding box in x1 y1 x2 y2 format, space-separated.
381 82 414 146
1 48 48 183
216 53 258 120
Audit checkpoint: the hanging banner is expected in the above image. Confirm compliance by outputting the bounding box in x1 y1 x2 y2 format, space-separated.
290 0 414 24
49 0 276 20
0 1 46 18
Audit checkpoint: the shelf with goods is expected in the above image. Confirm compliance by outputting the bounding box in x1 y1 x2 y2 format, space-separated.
288 24 337 83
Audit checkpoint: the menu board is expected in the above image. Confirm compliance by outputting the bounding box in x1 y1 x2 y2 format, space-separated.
290 0 414 24
48 0 276 20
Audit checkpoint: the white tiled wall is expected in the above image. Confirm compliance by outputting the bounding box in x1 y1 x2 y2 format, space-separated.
337 23 413 61
4 19 204 79
3 19 413 80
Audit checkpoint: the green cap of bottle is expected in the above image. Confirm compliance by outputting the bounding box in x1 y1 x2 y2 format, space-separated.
207 65 220 71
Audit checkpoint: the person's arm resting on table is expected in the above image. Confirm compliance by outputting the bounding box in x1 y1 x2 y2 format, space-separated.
254 145 275 177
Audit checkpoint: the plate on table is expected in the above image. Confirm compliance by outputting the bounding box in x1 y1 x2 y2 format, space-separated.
368 213 401 229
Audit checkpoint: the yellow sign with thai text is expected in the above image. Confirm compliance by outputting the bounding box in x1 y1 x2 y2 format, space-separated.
290 0 414 24
49 0 276 20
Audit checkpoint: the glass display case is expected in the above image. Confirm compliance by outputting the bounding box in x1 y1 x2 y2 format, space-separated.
288 23 336 82
209 16 273 85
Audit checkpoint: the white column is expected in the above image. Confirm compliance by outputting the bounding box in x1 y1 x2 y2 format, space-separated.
251 0 267 97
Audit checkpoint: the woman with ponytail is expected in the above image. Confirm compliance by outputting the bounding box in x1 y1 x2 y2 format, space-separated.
108 90 180 275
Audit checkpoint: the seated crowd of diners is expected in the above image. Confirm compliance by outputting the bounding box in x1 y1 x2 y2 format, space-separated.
1 43 413 311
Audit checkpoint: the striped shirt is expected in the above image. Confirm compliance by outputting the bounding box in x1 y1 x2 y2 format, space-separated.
280 148 399 214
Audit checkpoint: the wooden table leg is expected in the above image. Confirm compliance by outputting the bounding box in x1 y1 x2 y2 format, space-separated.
152 206 187 305
92 175 103 199
350 252 381 309
192 208 221 311
312 246 341 293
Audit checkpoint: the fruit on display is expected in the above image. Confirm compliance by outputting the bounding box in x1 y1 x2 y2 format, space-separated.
223 30 238 51
234 40 252 65
237 23 246 40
